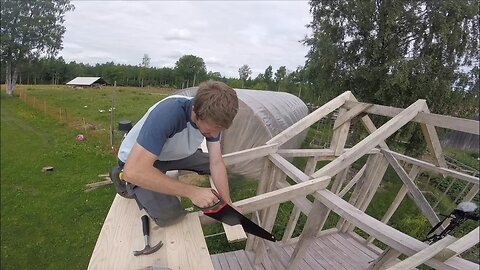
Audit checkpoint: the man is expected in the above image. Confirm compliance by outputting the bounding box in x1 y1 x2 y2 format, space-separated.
110 80 239 226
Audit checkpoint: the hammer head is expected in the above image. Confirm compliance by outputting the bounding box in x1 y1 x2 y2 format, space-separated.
133 241 163 256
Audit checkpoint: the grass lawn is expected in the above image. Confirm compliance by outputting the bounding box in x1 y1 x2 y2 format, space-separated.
1 92 116 269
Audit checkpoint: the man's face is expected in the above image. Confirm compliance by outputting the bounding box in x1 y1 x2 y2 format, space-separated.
195 117 224 138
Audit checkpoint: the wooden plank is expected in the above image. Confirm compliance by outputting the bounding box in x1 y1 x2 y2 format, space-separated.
383 151 441 227
267 91 351 146
309 237 348 270
338 164 367 197
268 153 311 183
312 99 426 179
222 144 279 166
322 235 364 270
367 165 420 243
343 100 480 135
343 233 378 259
419 106 447 168
286 200 330 270
224 251 242 270
386 236 457 270
334 103 373 129
315 189 470 270
282 206 301 243
217 252 231 270
276 148 380 158
329 233 373 265
231 176 330 217
330 107 351 156
464 184 479 201
233 250 255 270
436 227 480 262
211 254 222 270
282 245 315 270
87 195 168 270
383 149 479 184
88 194 214 270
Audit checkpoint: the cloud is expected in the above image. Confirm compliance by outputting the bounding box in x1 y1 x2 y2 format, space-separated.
60 1 312 78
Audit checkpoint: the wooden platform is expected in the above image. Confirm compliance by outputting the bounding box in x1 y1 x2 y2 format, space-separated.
88 194 214 270
211 232 382 270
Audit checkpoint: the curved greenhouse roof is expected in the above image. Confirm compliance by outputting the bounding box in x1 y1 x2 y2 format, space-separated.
175 87 309 179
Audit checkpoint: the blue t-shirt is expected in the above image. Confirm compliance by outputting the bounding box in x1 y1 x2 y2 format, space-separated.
118 95 220 162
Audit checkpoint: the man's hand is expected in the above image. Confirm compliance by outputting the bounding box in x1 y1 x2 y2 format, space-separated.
189 187 220 209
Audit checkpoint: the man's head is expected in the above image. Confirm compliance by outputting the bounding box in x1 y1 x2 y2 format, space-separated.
193 80 239 131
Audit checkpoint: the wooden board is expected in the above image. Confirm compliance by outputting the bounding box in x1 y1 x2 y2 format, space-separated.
87 195 213 270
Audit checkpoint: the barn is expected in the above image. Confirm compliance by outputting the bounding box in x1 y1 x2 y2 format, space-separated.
66 77 107 88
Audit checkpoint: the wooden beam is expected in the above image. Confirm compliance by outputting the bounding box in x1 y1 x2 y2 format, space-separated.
268 153 311 183
436 227 479 262
222 143 278 166
286 200 331 270
266 91 351 146
276 148 379 158
420 106 447 168
234 176 331 213
338 164 367 197
344 100 480 135
315 189 476 270
367 165 420 244
386 236 457 270
383 149 479 184
312 99 426 179
383 150 441 227
330 107 351 156
334 102 373 129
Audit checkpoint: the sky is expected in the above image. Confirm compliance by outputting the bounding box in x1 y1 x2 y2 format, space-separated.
58 1 313 78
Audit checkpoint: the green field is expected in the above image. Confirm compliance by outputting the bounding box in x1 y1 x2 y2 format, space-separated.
1 85 478 269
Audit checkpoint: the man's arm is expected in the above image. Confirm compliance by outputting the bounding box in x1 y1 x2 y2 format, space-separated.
206 141 232 204
123 143 219 208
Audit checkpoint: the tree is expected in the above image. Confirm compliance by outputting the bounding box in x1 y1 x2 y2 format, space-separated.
274 66 287 90
264 65 273 82
1 0 75 96
305 0 478 113
238 64 252 87
140 53 151 68
175 55 207 88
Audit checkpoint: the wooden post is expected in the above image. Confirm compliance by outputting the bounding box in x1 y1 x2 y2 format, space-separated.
281 156 318 243
286 200 330 270
367 165 420 244
59 108 62 121
245 159 273 252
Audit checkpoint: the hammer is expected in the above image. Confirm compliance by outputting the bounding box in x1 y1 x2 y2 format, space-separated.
133 215 163 256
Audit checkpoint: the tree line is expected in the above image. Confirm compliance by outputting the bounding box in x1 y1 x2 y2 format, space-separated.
2 0 478 121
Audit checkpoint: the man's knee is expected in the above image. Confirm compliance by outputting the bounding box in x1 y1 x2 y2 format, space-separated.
133 187 187 227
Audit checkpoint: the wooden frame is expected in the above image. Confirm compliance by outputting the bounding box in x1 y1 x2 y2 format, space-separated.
90 91 479 270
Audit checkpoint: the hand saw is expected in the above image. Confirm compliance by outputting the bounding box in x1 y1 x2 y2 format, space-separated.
201 189 276 242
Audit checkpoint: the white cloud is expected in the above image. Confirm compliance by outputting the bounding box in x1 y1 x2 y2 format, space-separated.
59 1 312 78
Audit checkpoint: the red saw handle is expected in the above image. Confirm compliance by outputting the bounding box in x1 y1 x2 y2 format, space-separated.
201 189 227 214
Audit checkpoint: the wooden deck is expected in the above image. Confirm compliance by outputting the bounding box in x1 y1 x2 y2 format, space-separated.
87 195 214 270
211 232 382 270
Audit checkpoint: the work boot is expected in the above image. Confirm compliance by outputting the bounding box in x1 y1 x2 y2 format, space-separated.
109 165 134 199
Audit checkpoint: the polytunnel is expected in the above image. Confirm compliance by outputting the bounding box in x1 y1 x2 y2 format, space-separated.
175 87 309 180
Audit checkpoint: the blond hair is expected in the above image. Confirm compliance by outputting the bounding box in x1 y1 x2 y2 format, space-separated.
193 80 238 129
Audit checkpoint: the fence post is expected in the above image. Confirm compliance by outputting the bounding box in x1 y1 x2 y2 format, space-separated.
59 108 62 121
